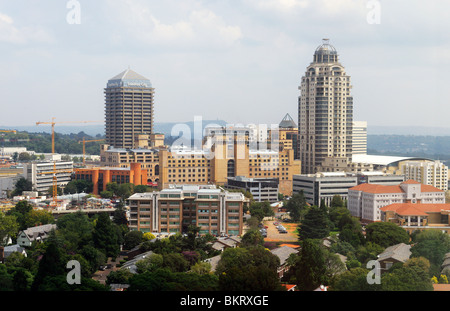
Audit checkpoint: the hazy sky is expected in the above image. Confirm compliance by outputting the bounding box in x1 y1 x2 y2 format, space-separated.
0 0 449 132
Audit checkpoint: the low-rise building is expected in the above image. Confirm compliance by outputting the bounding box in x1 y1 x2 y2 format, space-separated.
380 203 450 234
127 185 246 236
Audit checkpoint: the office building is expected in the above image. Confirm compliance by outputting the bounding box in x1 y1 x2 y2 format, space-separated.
105 69 155 149
293 171 405 206
22 161 73 193
127 185 246 236
352 121 367 155
226 176 279 203
74 163 148 195
298 39 353 174
399 160 448 191
348 180 445 223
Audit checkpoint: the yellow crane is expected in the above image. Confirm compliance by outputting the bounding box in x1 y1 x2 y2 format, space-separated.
36 118 102 207
78 137 104 166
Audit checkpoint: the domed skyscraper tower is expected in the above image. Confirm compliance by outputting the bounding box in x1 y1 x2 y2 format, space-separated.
298 39 353 174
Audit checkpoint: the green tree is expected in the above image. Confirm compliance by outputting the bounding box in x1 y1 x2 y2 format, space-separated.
92 212 120 258
380 258 433 291
135 253 164 273
216 246 282 291
330 194 345 208
134 185 149 193
123 230 143 250
298 206 330 241
330 267 378 291
11 177 32 196
241 229 265 248
285 191 308 222
365 222 410 248
293 239 327 291
0 213 19 246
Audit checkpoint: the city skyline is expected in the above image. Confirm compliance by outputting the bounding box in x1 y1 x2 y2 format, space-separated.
0 1 449 130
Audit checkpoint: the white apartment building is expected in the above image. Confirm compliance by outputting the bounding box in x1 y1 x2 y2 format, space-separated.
399 160 448 191
22 161 73 193
348 180 445 223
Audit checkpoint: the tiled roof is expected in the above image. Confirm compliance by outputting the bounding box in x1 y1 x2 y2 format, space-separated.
270 246 299 265
377 243 411 263
380 203 450 216
349 180 443 194
349 183 403 194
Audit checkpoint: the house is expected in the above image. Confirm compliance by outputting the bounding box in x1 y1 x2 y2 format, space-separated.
376 243 411 273
17 224 57 247
210 236 241 252
121 250 154 274
440 253 450 274
270 245 299 278
203 254 222 273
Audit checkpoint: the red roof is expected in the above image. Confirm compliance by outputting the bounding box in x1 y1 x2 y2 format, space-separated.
380 203 450 216
349 181 443 194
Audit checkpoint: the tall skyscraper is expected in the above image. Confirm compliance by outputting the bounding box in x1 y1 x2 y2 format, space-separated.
105 69 154 149
298 39 353 174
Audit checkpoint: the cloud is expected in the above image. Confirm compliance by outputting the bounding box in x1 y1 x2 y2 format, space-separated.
0 11 53 44
107 1 242 49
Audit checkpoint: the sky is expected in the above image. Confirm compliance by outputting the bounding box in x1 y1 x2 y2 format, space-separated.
0 0 449 133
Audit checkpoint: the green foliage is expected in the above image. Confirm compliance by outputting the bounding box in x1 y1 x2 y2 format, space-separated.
0 212 19 246
293 239 327 291
285 191 308 222
11 177 32 196
92 212 121 258
241 229 265 248
365 222 410 248
249 201 273 221
216 245 282 291
298 206 330 241
123 230 143 250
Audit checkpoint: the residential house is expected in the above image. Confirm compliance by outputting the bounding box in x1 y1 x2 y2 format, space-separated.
17 224 57 247
270 245 299 278
376 243 411 273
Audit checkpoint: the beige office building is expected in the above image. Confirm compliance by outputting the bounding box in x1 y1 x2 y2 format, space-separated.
105 69 155 149
298 39 353 174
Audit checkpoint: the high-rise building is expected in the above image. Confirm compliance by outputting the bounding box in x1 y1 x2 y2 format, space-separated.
105 69 155 149
298 39 353 174
352 121 367 155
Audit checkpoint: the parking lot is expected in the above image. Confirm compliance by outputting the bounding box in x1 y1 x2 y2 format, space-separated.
260 220 298 242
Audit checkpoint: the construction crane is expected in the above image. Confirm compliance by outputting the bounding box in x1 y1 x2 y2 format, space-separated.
35 118 102 207
38 168 73 208
78 137 104 166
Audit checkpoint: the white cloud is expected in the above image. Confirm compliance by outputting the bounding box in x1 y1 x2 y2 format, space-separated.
0 11 53 44
107 2 242 48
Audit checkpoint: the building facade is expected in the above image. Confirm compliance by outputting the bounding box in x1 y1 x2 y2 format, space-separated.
399 160 448 191
74 163 148 195
127 185 246 236
352 121 367 155
348 180 445 223
22 161 73 193
298 39 353 174
100 124 301 196
226 176 279 203
293 171 404 207
105 69 155 149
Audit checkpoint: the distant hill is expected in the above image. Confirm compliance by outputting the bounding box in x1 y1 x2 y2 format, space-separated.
0 119 228 137
368 125 450 136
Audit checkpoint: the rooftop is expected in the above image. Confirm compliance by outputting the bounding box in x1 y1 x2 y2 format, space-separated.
349 180 443 194
380 203 450 216
106 68 152 89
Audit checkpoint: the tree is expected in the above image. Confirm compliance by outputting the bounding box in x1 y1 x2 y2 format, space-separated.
330 267 378 291
100 190 114 199
123 230 143 250
365 222 410 248
241 229 265 248
380 258 433 291
11 178 32 196
410 229 450 276
293 239 327 291
92 213 120 258
31 239 65 291
216 246 282 291
298 206 330 241
285 191 308 222
330 194 345 208
0 213 19 246
135 253 164 273
117 183 134 199
56 211 93 253
134 185 149 193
